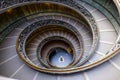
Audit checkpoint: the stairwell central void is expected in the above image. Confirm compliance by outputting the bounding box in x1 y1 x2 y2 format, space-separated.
48 48 73 68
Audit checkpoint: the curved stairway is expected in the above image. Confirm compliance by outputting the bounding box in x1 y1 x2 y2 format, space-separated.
0 0 120 80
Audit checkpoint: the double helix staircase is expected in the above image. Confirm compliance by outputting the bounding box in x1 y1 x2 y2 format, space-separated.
0 0 120 80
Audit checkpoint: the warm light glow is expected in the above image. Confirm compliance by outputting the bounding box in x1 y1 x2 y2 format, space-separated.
67 47 72 54
45 2 51 6
7 9 12 13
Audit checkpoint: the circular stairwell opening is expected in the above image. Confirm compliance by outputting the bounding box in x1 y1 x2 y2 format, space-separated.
48 47 73 68
15 1 99 73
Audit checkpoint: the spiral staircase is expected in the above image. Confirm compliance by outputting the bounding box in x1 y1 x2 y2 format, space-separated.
0 0 120 80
